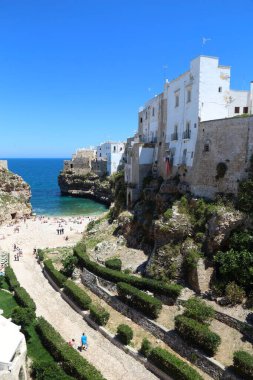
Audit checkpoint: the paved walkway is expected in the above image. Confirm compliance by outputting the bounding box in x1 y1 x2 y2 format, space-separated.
11 252 157 380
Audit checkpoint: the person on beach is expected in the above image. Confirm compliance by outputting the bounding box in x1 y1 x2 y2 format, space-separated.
81 333 88 351
68 338 76 348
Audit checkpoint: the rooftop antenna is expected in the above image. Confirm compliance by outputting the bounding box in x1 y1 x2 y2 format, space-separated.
163 64 168 82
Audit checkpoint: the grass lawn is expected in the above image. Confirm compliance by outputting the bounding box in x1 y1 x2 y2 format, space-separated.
0 289 18 318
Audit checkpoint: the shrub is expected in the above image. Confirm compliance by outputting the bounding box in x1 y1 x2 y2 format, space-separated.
105 258 122 271
175 315 221 356
184 249 201 271
184 297 215 324
14 286 36 311
139 338 152 358
61 255 78 277
11 306 35 336
36 317 106 380
89 304 110 326
32 361 74 380
74 244 182 299
117 324 133 345
44 259 67 288
5 266 20 290
149 347 203 380
37 249 45 262
225 282 245 305
64 280 91 310
229 231 253 252
238 179 253 213
233 350 253 380
117 282 162 319
164 208 173 221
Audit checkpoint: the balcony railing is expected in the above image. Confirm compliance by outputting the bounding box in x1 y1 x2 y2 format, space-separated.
182 130 191 139
171 132 178 141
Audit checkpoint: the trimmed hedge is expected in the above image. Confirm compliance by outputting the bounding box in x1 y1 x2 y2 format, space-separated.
64 280 91 310
149 347 203 380
105 258 122 271
175 315 221 356
36 317 106 380
184 297 215 324
5 266 20 290
89 304 110 326
140 338 152 358
117 324 133 345
233 350 253 380
117 282 162 319
74 243 182 299
32 361 75 380
14 286 36 311
44 259 67 288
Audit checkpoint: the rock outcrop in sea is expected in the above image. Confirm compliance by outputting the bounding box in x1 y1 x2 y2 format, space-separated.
58 171 113 205
0 167 32 224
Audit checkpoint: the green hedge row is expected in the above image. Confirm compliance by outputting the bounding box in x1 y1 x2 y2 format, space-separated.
149 347 203 380
89 304 110 326
117 324 133 345
184 297 215 324
64 280 91 310
44 259 67 288
175 315 221 356
105 258 122 271
14 286 36 311
233 350 253 380
74 243 182 299
5 266 20 290
32 361 75 380
36 317 106 380
117 282 162 319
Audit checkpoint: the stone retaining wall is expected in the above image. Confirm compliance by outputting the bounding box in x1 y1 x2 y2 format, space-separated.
214 310 253 344
81 267 240 380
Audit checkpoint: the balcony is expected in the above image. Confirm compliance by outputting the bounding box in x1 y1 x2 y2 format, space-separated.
182 130 191 139
171 132 178 141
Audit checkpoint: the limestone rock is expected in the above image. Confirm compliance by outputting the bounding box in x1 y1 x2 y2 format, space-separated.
0 168 31 224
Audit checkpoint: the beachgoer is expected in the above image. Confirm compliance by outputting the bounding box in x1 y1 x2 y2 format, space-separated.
68 338 76 348
81 333 88 351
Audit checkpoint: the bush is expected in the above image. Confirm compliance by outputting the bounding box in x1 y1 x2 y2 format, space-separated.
117 324 133 345
64 280 91 310
233 350 253 380
11 306 35 336
44 259 67 288
184 249 202 271
164 208 173 221
117 282 162 319
105 258 122 271
32 361 74 380
5 266 20 290
61 255 78 277
184 297 215 324
175 315 221 356
89 304 110 326
229 231 253 252
36 317 106 380
225 282 245 305
74 244 182 299
37 249 45 262
149 347 203 380
139 338 152 358
238 179 253 213
14 286 36 311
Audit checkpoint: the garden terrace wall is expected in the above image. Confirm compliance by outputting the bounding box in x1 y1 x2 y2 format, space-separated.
81 267 239 380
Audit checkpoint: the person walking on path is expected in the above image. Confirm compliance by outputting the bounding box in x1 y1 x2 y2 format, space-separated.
81 332 88 351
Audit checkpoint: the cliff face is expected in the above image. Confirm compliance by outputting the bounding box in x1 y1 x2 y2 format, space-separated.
58 171 113 205
0 168 32 224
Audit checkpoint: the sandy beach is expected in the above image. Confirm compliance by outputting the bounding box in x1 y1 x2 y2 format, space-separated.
0 215 95 263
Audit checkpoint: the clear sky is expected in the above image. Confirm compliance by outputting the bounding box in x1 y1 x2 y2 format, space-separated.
0 0 252 158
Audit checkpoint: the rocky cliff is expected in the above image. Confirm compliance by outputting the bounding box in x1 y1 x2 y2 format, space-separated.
58 171 113 205
0 168 32 224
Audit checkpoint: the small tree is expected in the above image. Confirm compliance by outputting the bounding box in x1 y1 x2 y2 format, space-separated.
61 255 78 277
11 306 35 336
117 324 133 345
225 282 245 305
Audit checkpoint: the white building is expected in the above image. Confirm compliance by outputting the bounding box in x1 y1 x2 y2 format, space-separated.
165 56 253 168
97 141 125 175
0 314 27 380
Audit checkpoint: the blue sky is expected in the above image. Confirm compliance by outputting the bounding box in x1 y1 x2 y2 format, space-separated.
0 0 252 158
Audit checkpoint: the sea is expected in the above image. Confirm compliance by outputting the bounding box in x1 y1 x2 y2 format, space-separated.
4 158 108 217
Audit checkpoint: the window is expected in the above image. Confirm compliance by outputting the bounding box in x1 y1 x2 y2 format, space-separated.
243 107 249 114
152 107 155 116
183 122 191 139
140 117 142 123
204 144 210 152
187 89 191 103
175 93 179 107
145 111 148 119
218 86 222 93
234 107 240 114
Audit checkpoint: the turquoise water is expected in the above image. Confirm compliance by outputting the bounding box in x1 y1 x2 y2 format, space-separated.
4 158 107 216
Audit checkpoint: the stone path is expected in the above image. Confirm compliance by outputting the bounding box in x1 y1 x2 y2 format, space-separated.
11 254 157 380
